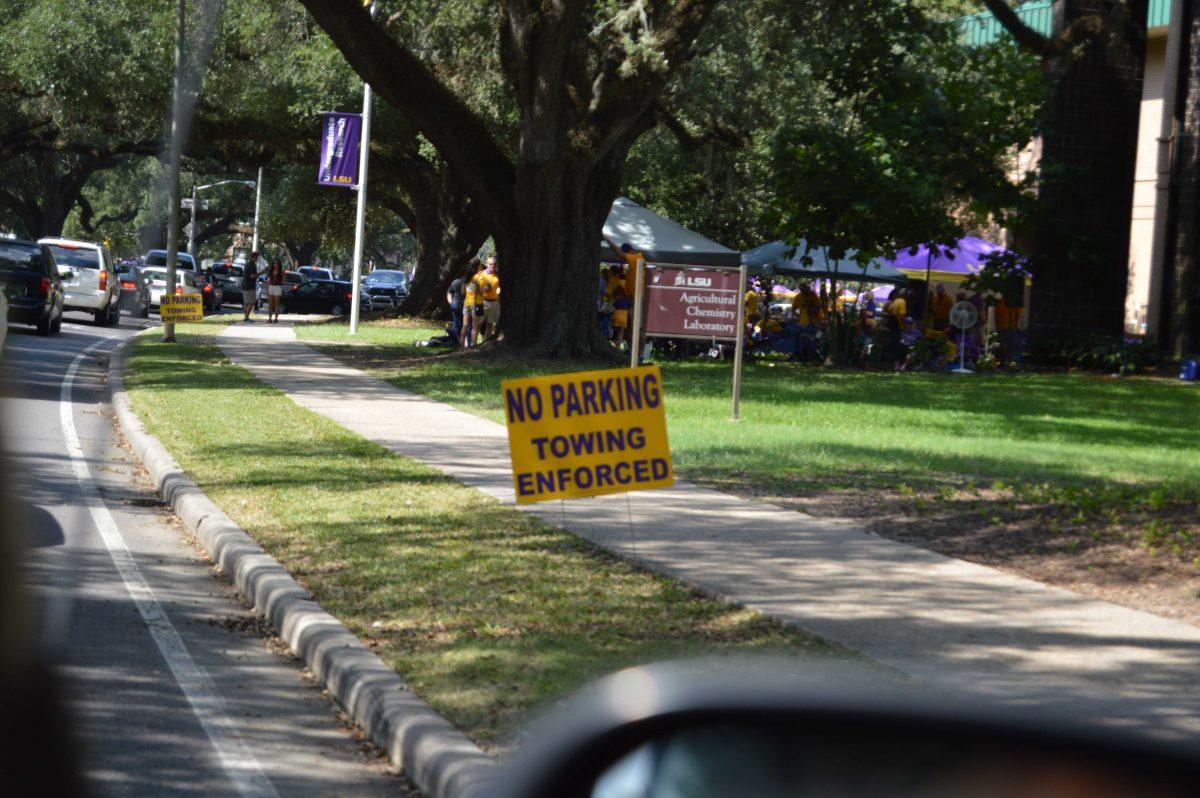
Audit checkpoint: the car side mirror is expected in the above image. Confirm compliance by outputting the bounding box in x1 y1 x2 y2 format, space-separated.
493 661 1200 798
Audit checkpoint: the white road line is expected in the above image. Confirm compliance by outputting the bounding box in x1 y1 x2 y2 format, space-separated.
60 340 279 798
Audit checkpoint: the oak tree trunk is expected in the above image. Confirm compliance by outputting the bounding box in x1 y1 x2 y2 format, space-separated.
1027 0 1148 336
1161 0 1200 357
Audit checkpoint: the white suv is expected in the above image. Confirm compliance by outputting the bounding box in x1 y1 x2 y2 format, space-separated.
39 238 120 325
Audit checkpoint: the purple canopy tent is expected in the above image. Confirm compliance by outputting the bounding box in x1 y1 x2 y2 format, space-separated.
885 236 1010 283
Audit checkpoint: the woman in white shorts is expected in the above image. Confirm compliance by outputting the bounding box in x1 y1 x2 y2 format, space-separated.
266 259 285 323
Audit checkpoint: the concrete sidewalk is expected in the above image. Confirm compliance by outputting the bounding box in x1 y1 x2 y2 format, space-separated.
219 323 1200 744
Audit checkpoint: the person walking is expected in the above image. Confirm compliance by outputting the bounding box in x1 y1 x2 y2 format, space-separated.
266 258 285 323
477 255 501 339
241 251 260 322
446 268 465 347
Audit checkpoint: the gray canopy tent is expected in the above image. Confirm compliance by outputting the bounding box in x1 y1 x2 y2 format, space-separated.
741 240 909 285
599 197 741 267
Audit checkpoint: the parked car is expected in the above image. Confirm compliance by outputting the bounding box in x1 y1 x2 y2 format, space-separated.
362 269 409 309
141 250 198 290
115 261 152 318
198 271 224 312
278 279 356 316
142 266 203 310
256 270 309 309
298 266 335 282
211 262 249 306
39 238 120 326
0 237 64 335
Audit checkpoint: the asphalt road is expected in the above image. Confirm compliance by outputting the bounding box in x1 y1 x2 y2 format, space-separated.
3 309 403 797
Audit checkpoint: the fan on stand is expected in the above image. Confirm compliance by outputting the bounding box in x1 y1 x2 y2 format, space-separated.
949 300 978 375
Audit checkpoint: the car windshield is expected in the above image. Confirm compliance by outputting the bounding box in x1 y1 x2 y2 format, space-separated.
367 271 406 285
144 252 195 269
46 244 102 270
0 242 43 273
142 268 167 280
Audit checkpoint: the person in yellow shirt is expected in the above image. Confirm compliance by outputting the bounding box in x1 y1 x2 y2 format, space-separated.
929 283 954 331
461 258 484 349
790 284 824 328
605 267 623 303
474 254 501 338
754 311 783 337
603 236 645 303
888 290 907 328
744 287 761 321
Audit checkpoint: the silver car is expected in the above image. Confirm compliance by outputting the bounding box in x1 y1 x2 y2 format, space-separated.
39 237 120 326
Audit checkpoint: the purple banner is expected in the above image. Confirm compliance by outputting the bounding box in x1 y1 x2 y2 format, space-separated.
317 112 362 188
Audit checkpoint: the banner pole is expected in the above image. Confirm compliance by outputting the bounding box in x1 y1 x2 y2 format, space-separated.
251 166 263 252
629 256 645 368
349 1 378 335
731 264 747 420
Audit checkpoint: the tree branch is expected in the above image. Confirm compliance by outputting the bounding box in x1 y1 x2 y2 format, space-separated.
978 0 1056 55
76 195 139 234
583 0 721 157
298 0 516 221
980 0 1115 58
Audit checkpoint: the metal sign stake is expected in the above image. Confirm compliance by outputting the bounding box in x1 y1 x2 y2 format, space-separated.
731 264 748 420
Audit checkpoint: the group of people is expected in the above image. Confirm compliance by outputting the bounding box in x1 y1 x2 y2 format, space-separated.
597 239 644 348
446 254 501 348
239 251 287 324
741 277 1022 370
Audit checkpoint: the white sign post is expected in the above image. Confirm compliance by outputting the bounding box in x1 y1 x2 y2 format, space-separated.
348 1 379 335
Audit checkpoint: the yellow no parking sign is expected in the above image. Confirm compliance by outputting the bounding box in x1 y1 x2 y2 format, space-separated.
502 365 674 504
159 294 203 322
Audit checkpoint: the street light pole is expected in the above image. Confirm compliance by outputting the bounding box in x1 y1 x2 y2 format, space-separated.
188 183 198 259
251 166 263 252
185 179 256 263
349 1 378 335
163 0 186 344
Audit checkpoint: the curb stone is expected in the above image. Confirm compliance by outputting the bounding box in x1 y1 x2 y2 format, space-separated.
108 334 497 798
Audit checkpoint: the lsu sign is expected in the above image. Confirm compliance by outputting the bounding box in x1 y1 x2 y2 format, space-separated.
502 365 674 504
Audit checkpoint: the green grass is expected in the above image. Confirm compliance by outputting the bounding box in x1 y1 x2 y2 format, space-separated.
296 318 1200 502
126 323 838 749
293 317 1200 565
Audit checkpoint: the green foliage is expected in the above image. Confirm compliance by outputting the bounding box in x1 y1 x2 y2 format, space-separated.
1028 333 1162 375
768 0 1043 261
962 249 1031 305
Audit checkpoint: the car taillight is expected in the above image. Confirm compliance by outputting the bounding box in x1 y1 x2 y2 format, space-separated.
203 283 212 293
39 277 50 296
291 284 299 292
175 286 183 295
121 280 137 290
346 293 352 300
99 270 107 291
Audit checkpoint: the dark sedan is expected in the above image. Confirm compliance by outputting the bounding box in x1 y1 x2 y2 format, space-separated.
0 237 63 335
115 261 151 318
256 270 309 309
279 279 356 316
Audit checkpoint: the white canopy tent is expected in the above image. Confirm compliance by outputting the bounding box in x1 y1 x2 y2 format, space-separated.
598 197 741 267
